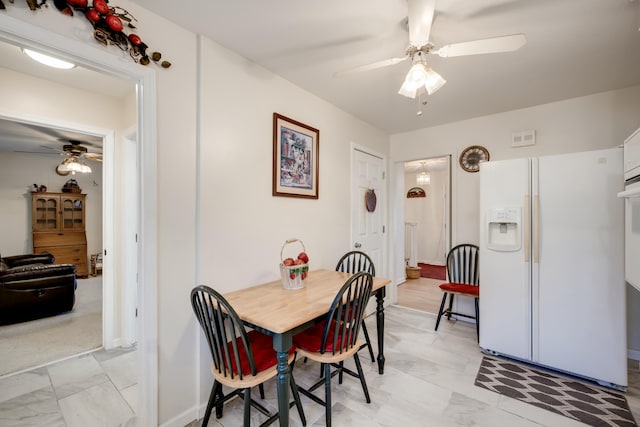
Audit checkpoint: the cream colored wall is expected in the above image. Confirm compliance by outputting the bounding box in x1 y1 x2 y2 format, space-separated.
404 169 447 265
392 85 640 246
198 36 388 291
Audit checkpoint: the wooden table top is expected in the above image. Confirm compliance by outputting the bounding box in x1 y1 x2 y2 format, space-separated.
224 269 391 334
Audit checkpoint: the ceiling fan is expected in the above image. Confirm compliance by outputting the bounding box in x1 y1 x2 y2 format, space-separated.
335 0 527 99
51 140 102 176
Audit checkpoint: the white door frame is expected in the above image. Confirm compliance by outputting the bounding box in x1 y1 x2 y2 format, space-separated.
0 15 159 427
121 130 139 346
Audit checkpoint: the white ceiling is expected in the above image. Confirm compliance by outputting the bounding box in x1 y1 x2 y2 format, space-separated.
0 0 639 154
0 40 133 155
129 0 640 134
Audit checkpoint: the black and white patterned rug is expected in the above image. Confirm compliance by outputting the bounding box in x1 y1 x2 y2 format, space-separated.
475 356 637 427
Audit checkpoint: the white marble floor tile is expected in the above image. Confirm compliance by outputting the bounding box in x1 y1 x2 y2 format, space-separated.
0 368 50 404
0 386 65 427
48 353 109 400
100 351 137 391
119 383 138 414
58 380 134 427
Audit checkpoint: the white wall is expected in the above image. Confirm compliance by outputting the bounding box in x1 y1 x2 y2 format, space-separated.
404 169 447 266
198 36 388 290
392 85 640 246
197 35 389 415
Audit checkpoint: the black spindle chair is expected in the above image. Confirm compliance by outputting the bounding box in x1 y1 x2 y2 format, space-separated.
190 285 306 426
335 250 376 362
434 244 480 341
293 271 374 427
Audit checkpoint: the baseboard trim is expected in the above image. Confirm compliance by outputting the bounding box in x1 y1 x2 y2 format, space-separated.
628 349 640 361
158 406 199 427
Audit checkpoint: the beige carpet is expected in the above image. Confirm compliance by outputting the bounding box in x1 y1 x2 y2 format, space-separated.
0 276 102 377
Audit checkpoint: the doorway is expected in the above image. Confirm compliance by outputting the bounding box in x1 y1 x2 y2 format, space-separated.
396 155 451 314
0 16 158 426
0 115 110 375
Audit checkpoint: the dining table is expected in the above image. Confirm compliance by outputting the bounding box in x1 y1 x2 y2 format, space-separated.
223 268 391 426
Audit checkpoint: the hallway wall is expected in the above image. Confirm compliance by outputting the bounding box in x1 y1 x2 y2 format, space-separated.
404 168 447 266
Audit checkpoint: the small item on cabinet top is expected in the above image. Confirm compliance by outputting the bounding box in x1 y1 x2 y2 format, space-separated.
32 184 47 193
62 179 82 193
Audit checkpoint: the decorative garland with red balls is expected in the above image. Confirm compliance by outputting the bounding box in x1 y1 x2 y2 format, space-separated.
0 0 171 68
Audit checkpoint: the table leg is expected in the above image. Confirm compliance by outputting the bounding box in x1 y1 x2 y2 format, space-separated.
273 333 293 426
375 287 386 374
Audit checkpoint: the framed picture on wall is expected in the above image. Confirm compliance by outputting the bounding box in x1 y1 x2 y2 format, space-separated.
272 113 319 199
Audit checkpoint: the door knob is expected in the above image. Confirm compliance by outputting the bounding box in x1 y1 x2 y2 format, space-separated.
354 243 362 248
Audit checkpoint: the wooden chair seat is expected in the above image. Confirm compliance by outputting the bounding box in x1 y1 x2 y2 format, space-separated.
213 329 295 388
438 282 479 297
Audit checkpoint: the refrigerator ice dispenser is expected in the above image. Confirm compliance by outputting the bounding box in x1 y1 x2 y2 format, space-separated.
487 208 521 251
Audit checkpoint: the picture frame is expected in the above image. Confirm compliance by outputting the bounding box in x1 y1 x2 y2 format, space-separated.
272 113 319 199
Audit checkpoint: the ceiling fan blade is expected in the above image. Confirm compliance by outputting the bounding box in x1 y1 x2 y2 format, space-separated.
84 153 103 162
334 56 408 77
434 33 526 58
408 0 435 49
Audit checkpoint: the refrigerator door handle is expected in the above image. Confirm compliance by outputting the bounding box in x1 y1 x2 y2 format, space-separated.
524 195 530 262
618 186 640 198
533 195 540 263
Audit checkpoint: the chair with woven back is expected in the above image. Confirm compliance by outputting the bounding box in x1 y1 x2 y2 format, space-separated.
190 285 307 427
335 250 376 362
434 243 480 341
292 271 373 427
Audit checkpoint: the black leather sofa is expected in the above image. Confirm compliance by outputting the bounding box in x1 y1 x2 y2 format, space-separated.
0 253 77 325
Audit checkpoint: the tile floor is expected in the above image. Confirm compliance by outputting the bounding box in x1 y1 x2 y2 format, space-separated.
3 306 640 426
186 306 640 427
0 346 137 427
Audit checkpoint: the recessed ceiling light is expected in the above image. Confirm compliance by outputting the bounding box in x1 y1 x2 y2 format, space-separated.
22 48 76 70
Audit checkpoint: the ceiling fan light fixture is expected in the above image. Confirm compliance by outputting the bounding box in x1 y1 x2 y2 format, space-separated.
423 67 446 95
59 156 91 174
22 48 76 70
398 59 446 98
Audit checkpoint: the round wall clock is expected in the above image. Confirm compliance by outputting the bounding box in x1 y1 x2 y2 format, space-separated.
459 145 490 173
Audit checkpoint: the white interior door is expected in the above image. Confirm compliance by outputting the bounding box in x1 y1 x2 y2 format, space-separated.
351 147 385 276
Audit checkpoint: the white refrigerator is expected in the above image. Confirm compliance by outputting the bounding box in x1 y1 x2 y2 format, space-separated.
479 147 627 389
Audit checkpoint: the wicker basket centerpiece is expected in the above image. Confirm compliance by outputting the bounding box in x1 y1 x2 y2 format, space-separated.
279 238 309 290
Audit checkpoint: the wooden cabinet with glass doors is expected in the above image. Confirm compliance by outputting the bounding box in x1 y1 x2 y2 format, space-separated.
32 192 88 277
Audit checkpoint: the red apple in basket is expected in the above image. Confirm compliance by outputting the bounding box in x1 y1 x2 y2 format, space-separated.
297 252 309 263
283 258 295 266
294 258 305 265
